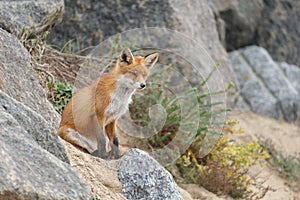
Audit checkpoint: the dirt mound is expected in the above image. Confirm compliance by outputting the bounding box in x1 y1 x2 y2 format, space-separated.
61 140 126 200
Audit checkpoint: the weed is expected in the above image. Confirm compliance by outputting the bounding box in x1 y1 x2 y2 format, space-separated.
47 78 74 114
175 119 269 198
259 139 300 183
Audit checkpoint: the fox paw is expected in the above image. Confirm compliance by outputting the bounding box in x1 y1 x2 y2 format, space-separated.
92 149 108 159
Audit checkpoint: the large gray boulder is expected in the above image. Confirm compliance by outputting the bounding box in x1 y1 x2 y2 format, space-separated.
230 50 280 119
49 0 239 106
278 62 300 95
0 0 64 37
117 148 182 200
0 28 60 129
256 0 300 66
0 2 91 198
0 28 69 162
0 105 91 199
230 46 300 123
0 91 69 163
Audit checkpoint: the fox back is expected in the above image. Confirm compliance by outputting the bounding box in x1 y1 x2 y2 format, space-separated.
58 48 159 159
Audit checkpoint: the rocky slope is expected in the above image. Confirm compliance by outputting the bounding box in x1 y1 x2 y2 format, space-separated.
0 0 299 199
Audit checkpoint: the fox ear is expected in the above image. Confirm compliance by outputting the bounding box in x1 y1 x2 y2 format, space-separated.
119 47 134 65
144 52 159 69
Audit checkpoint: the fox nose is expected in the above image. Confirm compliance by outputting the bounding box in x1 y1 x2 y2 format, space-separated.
140 83 146 89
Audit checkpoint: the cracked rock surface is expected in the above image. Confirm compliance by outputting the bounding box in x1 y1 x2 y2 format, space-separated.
230 45 300 123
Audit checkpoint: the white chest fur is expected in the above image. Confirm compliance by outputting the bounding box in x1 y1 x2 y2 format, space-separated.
104 76 136 124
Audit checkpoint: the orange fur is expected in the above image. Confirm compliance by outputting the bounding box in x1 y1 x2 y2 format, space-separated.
57 48 159 159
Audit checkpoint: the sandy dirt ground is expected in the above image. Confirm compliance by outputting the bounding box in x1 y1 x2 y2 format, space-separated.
62 140 126 200
229 111 300 200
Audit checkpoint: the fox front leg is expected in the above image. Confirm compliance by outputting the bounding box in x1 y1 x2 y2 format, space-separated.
92 128 108 159
109 136 121 159
105 121 121 159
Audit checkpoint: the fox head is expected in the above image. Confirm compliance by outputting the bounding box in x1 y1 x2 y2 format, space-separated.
114 48 159 90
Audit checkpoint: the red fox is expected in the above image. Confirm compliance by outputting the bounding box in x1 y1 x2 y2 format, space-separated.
58 48 159 159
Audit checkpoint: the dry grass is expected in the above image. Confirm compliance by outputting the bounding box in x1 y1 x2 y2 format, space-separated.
19 28 111 98
20 31 81 87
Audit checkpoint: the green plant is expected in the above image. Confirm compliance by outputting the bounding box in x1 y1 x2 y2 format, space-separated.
47 77 74 114
260 138 300 183
130 84 181 148
130 63 227 148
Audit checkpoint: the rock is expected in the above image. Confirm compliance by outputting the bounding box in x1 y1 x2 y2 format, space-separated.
0 28 60 129
235 96 251 112
0 70 3 90
208 0 226 48
278 62 300 95
230 46 300 123
210 0 264 50
0 91 69 163
0 0 64 37
49 0 239 106
242 46 300 122
229 49 281 120
256 0 300 66
210 0 300 66
117 148 183 200
0 108 91 199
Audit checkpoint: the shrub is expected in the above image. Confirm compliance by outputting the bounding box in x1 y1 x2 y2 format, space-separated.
47 78 74 114
177 130 269 198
